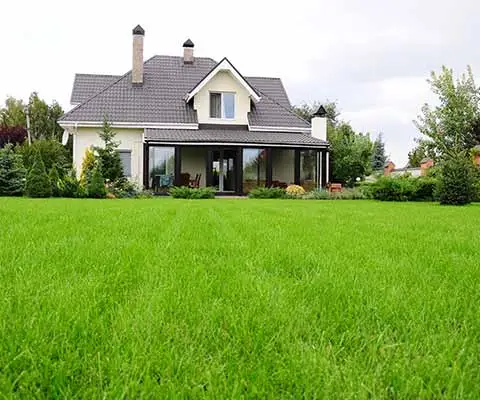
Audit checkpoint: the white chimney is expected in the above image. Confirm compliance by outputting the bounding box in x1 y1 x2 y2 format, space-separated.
132 25 145 84
311 105 327 141
183 39 194 64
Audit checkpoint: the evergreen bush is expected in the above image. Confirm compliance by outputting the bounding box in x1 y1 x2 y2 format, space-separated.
86 164 106 198
437 156 476 205
25 150 51 198
0 144 26 196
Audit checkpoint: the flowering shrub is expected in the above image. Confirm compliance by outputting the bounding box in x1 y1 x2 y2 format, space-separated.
286 184 305 196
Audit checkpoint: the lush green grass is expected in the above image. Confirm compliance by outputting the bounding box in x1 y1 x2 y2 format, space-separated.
1 198 479 398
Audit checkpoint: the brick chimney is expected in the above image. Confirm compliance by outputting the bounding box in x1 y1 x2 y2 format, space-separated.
183 39 194 64
132 25 145 84
420 158 434 176
384 161 395 176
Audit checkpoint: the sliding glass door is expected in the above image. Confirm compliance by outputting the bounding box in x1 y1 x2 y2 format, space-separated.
211 149 236 192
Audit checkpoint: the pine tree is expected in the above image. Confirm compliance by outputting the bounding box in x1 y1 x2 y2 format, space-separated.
25 150 52 198
86 163 106 198
48 164 62 197
80 148 96 185
94 117 123 182
0 144 26 196
371 134 387 171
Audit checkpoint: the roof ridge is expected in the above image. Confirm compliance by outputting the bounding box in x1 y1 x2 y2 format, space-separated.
246 76 281 80
60 55 158 122
74 73 121 78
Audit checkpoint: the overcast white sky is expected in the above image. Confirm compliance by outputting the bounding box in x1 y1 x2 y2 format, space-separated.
2 0 479 166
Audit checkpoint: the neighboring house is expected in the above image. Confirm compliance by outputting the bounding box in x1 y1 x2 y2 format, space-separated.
59 25 330 194
383 158 434 178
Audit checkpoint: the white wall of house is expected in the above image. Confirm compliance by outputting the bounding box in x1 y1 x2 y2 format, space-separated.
193 71 251 125
272 149 295 184
181 147 206 187
73 127 144 186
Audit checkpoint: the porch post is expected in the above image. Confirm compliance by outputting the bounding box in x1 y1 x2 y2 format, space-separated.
326 150 330 185
266 147 273 187
236 147 243 194
294 149 300 185
143 143 149 189
318 150 323 188
174 146 182 186
206 148 213 187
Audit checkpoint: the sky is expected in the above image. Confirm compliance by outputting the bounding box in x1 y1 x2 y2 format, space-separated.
1 0 479 166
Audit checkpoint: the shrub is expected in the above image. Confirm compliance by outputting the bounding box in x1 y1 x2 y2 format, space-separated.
248 187 286 199
60 168 85 198
48 164 62 197
437 156 476 205
0 126 27 148
286 184 305 197
80 148 96 185
25 150 51 198
86 164 106 199
303 188 366 200
0 143 26 196
17 139 71 177
412 177 437 201
370 176 416 201
169 186 215 199
106 177 140 198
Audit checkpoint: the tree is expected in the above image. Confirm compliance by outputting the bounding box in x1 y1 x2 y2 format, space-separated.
415 66 480 205
328 122 374 186
0 144 26 196
371 133 387 171
414 66 480 157
25 150 51 198
86 163 107 198
292 101 340 124
80 148 96 185
0 93 65 141
94 117 123 182
0 125 27 148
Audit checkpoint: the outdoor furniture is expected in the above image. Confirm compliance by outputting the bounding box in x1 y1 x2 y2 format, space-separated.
189 174 201 188
328 183 342 193
180 173 190 186
153 174 174 192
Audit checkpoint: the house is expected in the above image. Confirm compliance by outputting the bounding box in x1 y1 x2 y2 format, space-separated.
59 25 330 194
383 158 434 178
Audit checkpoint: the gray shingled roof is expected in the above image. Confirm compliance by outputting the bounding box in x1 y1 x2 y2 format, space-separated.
61 56 310 129
70 74 121 104
145 128 327 147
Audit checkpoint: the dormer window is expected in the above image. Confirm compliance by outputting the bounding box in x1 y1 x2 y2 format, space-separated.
210 92 235 119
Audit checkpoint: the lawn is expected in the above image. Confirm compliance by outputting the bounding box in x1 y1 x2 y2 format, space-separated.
0 198 479 398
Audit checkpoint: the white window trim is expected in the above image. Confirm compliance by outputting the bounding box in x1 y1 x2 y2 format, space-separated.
210 91 236 120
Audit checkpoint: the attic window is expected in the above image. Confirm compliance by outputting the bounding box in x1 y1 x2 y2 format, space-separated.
210 92 235 119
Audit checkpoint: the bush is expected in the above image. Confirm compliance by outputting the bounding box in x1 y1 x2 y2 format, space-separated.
169 186 215 199
25 150 51 198
48 164 62 197
17 139 71 177
0 126 27 148
0 143 26 196
86 164 106 199
437 156 476 205
60 168 85 198
286 184 305 197
107 177 141 198
303 188 366 200
370 176 416 201
412 177 437 201
80 148 96 185
248 187 286 199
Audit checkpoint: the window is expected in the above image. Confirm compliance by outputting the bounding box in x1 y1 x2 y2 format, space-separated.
118 150 132 177
242 148 267 193
209 92 235 119
300 150 318 191
148 147 175 190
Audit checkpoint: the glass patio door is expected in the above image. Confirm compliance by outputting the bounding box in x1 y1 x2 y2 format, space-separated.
211 149 236 192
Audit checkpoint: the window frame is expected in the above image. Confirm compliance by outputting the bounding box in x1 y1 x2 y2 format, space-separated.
209 91 236 120
117 149 132 177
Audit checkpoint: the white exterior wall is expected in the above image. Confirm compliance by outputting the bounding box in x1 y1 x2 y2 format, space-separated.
73 127 144 186
272 149 295 184
193 71 251 125
181 147 206 187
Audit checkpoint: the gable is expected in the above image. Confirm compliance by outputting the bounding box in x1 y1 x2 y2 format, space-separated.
193 71 252 125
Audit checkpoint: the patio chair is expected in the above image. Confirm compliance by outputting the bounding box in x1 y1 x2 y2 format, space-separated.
189 174 201 188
